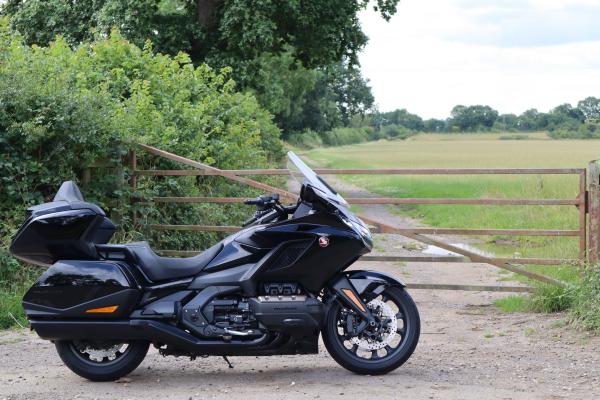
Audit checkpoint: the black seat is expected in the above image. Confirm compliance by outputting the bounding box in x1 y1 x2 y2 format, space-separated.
124 241 223 282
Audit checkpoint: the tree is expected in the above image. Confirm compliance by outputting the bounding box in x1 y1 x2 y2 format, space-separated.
2 0 396 136
325 63 375 126
423 118 446 132
577 97 600 122
547 103 585 130
517 108 547 131
379 109 424 131
3 0 399 67
449 105 498 131
494 113 519 131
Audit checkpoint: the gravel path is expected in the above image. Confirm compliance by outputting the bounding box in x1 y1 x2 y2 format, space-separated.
1 181 599 400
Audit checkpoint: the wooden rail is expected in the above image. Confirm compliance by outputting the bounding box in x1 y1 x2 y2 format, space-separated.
151 196 579 206
149 224 578 237
132 144 591 291
156 249 575 266
135 168 586 176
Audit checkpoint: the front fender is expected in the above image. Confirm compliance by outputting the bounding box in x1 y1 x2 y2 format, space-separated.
325 270 406 320
347 270 406 295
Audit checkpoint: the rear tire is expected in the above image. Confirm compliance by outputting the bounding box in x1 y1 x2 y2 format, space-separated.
323 286 420 375
55 340 149 382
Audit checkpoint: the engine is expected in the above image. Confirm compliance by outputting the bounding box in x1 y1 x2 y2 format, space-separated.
261 282 302 296
180 283 323 340
203 297 257 333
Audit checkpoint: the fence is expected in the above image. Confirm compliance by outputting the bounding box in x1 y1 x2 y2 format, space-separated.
130 143 599 293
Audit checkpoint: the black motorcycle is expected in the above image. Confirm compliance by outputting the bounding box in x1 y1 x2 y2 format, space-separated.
10 151 420 381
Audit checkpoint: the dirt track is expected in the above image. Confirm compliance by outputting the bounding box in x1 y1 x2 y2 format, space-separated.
2 183 600 399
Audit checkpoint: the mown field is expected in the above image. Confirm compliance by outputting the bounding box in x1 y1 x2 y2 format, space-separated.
307 132 600 285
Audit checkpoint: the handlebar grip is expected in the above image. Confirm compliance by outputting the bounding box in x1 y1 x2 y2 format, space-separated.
244 198 261 205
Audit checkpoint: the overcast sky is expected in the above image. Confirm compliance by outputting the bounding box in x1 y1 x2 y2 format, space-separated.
359 0 600 119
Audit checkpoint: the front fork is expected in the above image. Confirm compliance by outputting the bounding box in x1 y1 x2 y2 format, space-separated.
329 275 376 328
328 270 407 334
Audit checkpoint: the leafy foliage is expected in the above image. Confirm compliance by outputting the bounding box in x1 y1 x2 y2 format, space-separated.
3 0 399 68
0 22 283 327
0 21 284 326
2 0 393 138
569 264 600 330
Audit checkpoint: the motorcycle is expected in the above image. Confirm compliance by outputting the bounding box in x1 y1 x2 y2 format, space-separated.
10 151 420 381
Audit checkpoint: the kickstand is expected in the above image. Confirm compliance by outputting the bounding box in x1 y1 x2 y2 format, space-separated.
222 355 234 369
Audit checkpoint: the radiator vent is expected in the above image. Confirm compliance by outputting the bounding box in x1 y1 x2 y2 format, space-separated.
268 240 312 271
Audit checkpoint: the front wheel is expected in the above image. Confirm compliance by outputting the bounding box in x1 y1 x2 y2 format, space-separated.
323 286 420 375
55 340 149 381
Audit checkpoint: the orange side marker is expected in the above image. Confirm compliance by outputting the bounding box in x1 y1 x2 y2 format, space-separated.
341 289 366 312
85 305 119 313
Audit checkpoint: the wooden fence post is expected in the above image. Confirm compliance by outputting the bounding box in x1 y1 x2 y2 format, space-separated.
129 149 138 226
588 160 600 267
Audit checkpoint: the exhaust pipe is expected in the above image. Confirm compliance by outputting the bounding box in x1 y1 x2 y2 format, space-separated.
30 319 271 355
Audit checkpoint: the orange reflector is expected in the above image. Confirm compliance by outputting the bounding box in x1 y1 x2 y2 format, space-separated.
341 289 366 312
85 305 119 313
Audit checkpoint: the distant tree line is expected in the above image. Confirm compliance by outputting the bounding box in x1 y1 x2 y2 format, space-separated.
288 97 600 148
374 97 600 135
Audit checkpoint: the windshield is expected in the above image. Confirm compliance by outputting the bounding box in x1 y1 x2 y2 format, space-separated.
287 151 349 207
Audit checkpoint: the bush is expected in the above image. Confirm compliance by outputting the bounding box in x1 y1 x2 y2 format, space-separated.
548 122 600 139
499 134 530 140
0 20 282 236
287 129 323 149
0 20 283 326
381 124 415 140
321 127 369 146
569 264 600 330
529 284 574 313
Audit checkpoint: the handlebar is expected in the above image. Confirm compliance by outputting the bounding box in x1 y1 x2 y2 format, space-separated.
241 193 294 227
244 198 262 206
244 193 280 207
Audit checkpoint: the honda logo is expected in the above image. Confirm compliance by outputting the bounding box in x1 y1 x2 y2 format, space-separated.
318 236 329 247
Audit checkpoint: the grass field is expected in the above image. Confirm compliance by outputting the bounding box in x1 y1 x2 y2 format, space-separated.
307 133 600 286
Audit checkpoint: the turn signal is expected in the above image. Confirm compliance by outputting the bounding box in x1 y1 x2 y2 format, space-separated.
85 305 119 313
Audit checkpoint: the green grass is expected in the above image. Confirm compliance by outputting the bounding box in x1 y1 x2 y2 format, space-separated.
0 249 37 329
0 286 30 328
494 295 530 312
307 133 600 269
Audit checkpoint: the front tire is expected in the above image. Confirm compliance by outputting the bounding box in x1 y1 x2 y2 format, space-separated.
55 340 149 381
323 286 420 375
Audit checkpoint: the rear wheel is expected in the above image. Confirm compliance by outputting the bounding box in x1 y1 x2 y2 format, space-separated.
55 340 149 381
323 286 420 375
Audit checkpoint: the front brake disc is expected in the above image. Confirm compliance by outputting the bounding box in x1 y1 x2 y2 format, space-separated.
350 299 397 351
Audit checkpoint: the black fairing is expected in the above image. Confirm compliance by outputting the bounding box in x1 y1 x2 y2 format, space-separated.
194 211 369 293
22 260 140 319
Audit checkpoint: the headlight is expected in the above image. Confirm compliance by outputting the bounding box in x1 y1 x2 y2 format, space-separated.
341 216 372 241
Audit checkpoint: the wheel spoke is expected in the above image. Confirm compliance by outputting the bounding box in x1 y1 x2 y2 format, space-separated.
371 350 379 359
385 345 394 354
351 344 359 354
395 311 404 319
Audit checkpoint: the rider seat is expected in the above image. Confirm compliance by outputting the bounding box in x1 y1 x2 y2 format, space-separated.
123 241 223 282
